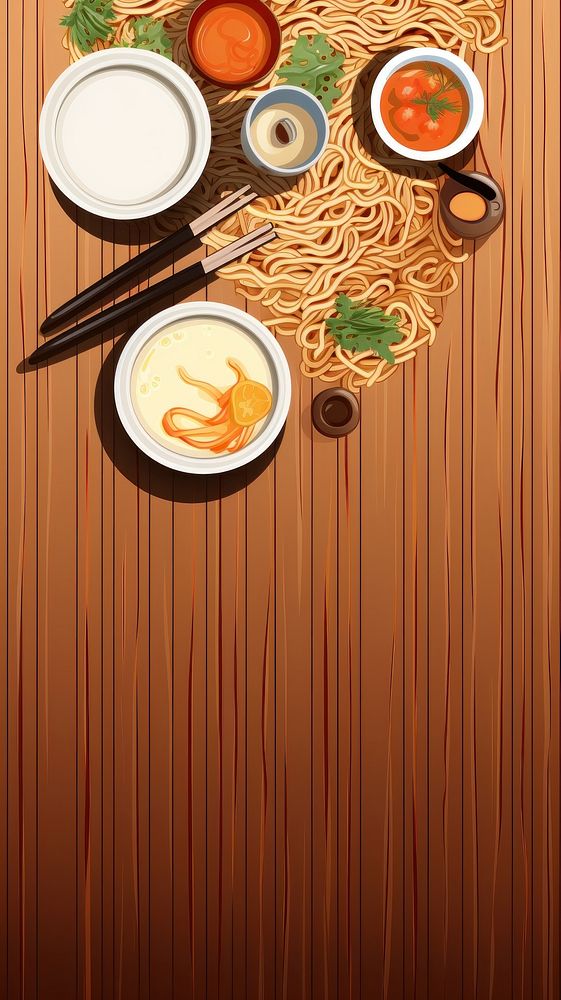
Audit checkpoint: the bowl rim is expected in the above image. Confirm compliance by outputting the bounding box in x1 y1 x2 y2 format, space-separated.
39 48 211 220
241 84 330 176
187 0 282 88
370 47 484 162
114 302 292 475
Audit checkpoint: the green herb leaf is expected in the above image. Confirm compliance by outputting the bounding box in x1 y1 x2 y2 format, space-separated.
411 65 462 122
326 295 403 365
423 63 457 92
435 68 459 94
127 16 173 59
277 34 344 110
60 0 115 53
413 92 461 121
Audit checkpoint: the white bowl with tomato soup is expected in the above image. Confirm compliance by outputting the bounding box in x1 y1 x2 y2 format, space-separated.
371 48 484 162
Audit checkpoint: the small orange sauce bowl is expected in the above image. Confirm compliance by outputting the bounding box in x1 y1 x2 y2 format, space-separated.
187 0 282 89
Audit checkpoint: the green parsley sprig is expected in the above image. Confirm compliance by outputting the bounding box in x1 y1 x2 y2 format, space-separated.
61 0 115 53
413 91 461 122
61 4 172 59
277 34 344 111
117 17 172 58
412 66 462 122
326 295 404 365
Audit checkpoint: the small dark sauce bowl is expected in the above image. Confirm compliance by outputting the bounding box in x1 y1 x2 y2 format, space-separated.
440 170 504 239
312 388 360 438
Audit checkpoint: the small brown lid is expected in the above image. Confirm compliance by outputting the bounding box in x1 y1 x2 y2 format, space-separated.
312 388 360 438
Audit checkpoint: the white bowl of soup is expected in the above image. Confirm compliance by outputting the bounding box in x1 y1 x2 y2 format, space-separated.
115 302 291 474
371 48 484 162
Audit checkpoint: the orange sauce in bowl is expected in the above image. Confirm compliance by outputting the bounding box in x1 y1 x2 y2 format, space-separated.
189 2 276 85
381 61 469 152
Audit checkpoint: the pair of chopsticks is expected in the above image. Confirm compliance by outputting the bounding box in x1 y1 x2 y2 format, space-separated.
29 186 275 366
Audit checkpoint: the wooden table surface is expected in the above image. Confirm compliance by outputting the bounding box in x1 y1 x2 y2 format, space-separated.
2 1 560 997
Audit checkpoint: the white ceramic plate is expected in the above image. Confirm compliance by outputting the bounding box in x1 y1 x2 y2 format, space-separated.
40 49 211 220
371 47 484 162
115 303 292 475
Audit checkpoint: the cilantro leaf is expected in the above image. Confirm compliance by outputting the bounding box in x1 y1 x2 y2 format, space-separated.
326 295 403 365
60 0 115 53
277 34 344 111
128 16 173 59
413 91 461 122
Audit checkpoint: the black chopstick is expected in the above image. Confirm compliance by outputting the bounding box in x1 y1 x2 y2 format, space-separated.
28 225 276 366
40 185 257 334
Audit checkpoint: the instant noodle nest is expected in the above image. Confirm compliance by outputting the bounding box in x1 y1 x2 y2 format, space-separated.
62 0 506 391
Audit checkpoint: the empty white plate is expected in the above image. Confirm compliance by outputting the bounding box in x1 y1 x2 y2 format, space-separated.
40 49 211 220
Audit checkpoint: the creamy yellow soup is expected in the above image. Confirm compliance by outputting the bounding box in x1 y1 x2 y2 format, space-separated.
131 317 274 459
250 103 319 169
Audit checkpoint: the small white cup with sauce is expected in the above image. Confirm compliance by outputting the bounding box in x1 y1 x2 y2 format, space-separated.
241 85 329 176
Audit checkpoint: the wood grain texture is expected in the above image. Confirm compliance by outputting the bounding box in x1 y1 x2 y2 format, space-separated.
1 1 560 997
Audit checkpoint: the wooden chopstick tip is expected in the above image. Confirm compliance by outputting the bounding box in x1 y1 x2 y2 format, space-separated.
202 225 277 273
190 185 259 234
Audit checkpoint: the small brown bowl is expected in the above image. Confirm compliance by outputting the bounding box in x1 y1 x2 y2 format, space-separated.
187 0 282 89
312 388 360 438
440 170 504 239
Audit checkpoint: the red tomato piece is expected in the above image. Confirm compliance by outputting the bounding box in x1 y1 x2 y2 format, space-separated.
394 104 422 133
418 115 444 140
392 71 422 102
423 72 442 94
